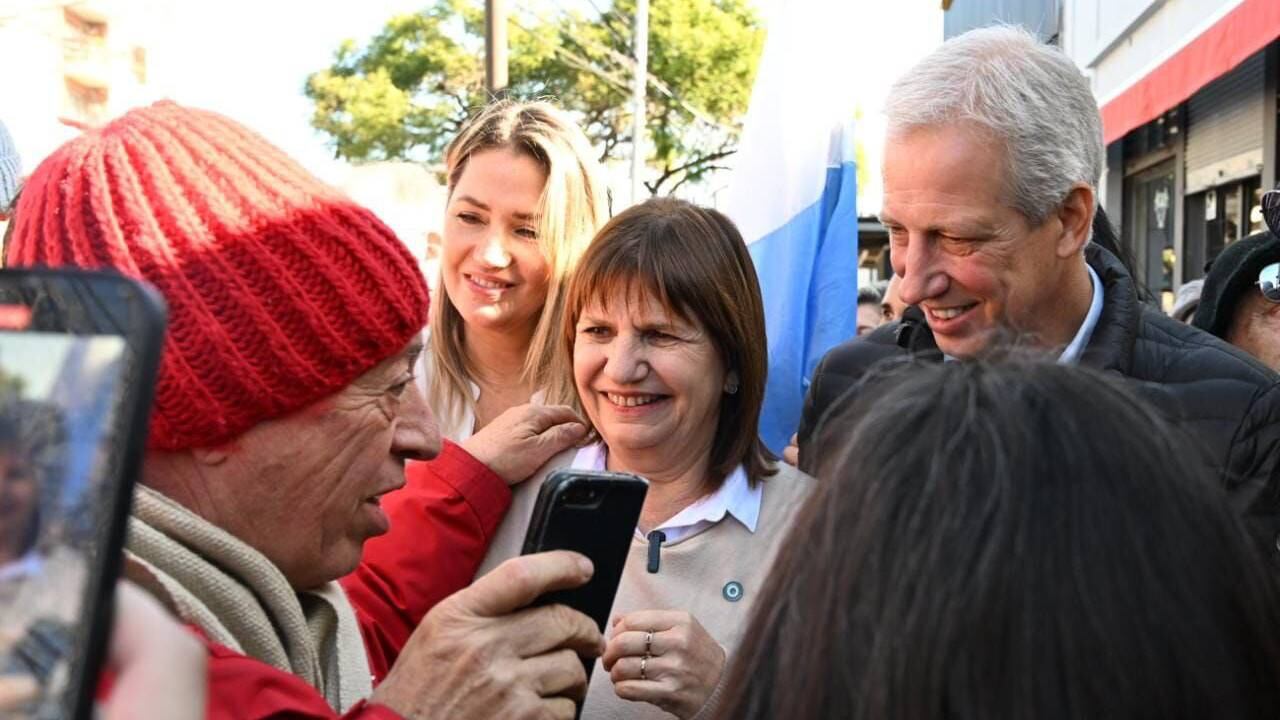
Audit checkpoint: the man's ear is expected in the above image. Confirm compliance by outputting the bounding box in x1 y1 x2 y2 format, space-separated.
1055 184 1095 258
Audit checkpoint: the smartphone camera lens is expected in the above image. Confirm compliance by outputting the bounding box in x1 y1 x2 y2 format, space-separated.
567 484 603 507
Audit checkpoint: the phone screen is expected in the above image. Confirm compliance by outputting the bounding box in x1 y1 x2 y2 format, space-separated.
0 270 164 719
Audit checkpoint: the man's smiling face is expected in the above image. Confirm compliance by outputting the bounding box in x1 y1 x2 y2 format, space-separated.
881 123 1075 358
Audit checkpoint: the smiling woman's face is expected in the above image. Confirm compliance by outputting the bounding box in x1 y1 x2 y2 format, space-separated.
573 289 726 470
441 148 551 336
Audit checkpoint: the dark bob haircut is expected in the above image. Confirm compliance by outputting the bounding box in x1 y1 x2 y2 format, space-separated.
562 197 775 488
717 359 1280 719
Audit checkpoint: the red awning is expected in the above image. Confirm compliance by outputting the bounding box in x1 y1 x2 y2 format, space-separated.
1099 0 1280 146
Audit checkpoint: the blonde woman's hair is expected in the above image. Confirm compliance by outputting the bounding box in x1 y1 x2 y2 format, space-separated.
429 99 609 430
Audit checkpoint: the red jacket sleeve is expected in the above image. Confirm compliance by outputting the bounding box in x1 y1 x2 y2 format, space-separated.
340 441 511 681
203 640 404 720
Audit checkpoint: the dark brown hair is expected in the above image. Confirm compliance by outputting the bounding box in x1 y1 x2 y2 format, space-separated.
562 197 775 488
717 359 1280 720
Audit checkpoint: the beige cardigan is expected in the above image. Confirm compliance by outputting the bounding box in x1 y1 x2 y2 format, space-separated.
477 453 815 719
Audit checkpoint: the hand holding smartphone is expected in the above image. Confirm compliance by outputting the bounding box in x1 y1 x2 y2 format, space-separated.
0 269 165 719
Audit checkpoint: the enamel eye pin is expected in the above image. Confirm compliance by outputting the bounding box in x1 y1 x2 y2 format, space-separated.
722 581 743 602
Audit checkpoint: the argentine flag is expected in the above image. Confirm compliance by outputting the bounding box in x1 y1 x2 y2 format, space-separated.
722 0 859 454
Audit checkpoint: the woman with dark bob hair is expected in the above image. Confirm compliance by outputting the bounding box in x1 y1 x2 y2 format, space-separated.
717 359 1280 720
477 197 814 719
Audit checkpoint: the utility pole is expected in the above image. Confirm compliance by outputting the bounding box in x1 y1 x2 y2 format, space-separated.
630 0 649 203
485 0 508 97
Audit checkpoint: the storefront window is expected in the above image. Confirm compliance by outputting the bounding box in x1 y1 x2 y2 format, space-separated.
1124 161 1176 297
1223 184 1242 247
1247 182 1266 236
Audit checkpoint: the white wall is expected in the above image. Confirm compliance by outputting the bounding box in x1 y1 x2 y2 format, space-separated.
1063 0 1243 105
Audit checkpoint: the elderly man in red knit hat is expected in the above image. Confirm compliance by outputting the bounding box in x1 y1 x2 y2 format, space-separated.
5 102 599 719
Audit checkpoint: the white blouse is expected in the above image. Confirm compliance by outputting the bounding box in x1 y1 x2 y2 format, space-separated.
419 338 543 442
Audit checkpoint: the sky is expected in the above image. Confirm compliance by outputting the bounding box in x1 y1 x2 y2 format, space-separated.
145 0 429 184
141 0 943 207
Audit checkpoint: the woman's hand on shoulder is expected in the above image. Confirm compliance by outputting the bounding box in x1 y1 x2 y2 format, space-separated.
461 404 587 486
602 609 726 719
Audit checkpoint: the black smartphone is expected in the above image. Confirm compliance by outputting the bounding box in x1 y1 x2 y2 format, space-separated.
0 268 165 719
521 469 648 635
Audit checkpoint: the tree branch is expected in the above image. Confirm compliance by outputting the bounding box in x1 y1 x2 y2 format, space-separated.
646 148 737 194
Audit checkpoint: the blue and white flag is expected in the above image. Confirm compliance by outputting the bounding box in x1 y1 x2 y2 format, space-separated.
722 0 860 454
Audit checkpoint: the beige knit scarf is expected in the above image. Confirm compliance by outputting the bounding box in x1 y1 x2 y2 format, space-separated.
124 486 373 712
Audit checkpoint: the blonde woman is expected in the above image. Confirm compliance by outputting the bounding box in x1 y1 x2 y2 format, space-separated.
427 99 609 439
378 100 611 617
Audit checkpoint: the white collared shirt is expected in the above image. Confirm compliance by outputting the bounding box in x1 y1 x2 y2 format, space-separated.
419 331 544 441
570 443 761 545
1058 263 1105 364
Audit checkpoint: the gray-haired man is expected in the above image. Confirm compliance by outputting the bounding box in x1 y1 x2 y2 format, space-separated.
799 25 1280 559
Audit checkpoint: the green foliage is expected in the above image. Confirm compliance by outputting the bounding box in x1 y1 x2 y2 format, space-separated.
304 0 764 196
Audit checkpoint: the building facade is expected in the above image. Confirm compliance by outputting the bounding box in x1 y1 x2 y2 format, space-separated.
0 1 163 178
944 0 1279 308
1062 0 1279 306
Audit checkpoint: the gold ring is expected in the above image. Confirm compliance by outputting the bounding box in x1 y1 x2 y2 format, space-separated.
640 654 649 681
644 630 653 655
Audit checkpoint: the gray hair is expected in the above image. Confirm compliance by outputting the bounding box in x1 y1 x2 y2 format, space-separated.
884 25 1103 225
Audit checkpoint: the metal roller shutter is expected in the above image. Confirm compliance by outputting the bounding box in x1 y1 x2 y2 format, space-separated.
1185 51 1265 193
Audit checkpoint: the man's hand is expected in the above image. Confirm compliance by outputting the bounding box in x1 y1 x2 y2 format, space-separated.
782 433 799 467
372 551 605 720
462 404 587 485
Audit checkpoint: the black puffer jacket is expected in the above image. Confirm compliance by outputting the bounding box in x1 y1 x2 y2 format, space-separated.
799 244 1280 557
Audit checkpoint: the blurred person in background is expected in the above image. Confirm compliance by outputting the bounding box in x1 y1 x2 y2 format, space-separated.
0 406 84 717
1194 220 1280 372
880 274 907 324
6 101 604 720
478 198 814 720
0 119 21 251
0 414 40 581
0 119 18 215
855 285 883 336
797 26 1280 558
1171 279 1204 325
720 359 1280 720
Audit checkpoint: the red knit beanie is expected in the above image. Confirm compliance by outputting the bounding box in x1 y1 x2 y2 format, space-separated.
6 101 429 450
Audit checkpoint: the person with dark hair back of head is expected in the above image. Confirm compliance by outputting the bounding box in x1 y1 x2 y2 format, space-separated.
720 359 1280 720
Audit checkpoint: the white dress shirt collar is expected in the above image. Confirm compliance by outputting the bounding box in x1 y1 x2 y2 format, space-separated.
570 443 761 544
1058 262 1105 364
